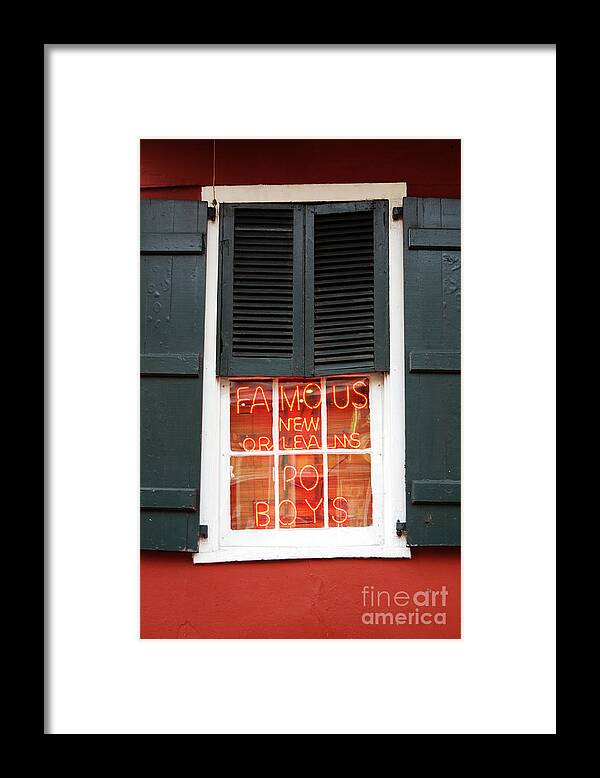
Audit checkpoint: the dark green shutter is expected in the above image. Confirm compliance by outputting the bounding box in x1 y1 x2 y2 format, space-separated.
403 197 461 546
305 201 389 376
140 199 207 551
218 200 389 377
218 203 305 376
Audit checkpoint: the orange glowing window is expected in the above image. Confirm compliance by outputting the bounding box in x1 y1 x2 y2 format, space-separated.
279 380 322 451
279 454 325 528
230 380 273 452
326 377 371 449
230 455 275 530
327 454 372 527
229 376 374 531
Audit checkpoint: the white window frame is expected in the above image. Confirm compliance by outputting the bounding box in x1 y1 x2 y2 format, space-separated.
194 183 410 563
221 374 383 547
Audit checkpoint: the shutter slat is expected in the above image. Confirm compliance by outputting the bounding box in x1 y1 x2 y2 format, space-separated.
315 330 374 343
409 350 461 373
408 227 460 250
233 313 293 322
315 288 374 299
315 343 374 355
314 300 374 312
314 310 376 322
411 480 460 505
140 487 199 511
140 353 200 376
141 233 204 254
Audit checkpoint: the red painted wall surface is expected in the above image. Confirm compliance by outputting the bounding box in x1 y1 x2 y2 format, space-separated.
140 139 461 639
141 139 460 199
141 552 460 639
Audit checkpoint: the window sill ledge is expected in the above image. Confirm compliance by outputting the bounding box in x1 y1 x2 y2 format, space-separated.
193 544 411 564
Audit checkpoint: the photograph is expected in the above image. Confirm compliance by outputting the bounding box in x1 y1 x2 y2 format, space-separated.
140 139 462 639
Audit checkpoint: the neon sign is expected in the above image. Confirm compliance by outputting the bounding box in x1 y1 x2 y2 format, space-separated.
255 496 343 528
231 379 370 452
229 378 373 530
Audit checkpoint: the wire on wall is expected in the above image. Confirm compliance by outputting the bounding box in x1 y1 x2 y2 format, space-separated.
212 139 217 208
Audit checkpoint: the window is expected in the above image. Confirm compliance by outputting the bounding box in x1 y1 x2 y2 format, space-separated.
187 183 412 562
219 373 385 551
228 376 375 532
214 194 393 554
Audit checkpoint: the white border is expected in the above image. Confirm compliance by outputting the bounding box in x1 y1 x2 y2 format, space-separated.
49 45 556 737
195 182 409 563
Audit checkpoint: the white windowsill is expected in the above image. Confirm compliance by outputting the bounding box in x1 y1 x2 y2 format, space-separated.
194 544 411 564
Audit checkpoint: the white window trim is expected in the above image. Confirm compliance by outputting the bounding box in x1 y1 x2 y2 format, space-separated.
194 183 410 563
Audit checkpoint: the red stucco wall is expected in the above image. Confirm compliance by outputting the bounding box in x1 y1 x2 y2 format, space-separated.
141 551 460 638
140 139 461 639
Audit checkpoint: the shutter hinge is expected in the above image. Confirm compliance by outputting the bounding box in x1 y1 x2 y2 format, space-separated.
396 520 406 536
198 524 209 540
392 206 403 221
207 206 217 222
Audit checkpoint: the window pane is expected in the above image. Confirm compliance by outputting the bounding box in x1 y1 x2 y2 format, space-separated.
279 380 322 451
230 456 274 530
279 453 325 528
327 453 372 527
230 380 273 452
326 377 370 449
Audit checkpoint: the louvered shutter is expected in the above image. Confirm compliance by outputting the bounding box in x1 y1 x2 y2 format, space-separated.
140 199 207 551
218 203 305 376
403 197 461 546
305 200 389 376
